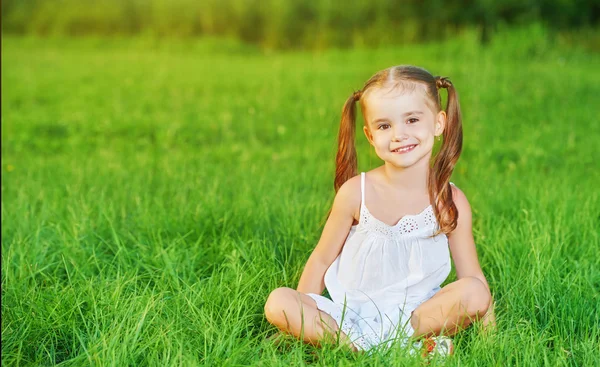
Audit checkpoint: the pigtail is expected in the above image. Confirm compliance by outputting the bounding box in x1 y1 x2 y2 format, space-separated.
430 77 463 235
334 92 361 192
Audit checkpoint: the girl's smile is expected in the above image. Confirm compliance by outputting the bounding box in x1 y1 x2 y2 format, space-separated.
391 144 418 154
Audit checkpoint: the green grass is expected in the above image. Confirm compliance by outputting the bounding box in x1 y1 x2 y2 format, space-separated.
2 30 600 366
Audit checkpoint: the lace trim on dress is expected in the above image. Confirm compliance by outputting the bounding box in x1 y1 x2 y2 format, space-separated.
360 204 437 236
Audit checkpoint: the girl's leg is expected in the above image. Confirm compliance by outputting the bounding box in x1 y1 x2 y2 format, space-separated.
410 277 492 337
264 287 357 351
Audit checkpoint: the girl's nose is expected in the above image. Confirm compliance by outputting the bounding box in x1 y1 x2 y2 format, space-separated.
392 125 408 142
392 131 409 142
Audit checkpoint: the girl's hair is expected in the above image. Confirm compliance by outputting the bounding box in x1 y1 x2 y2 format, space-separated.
335 65 463 235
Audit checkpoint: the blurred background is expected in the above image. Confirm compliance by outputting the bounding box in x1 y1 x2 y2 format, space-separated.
2 0 599 50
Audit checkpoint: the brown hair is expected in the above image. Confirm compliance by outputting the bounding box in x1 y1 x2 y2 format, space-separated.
334 65 463 235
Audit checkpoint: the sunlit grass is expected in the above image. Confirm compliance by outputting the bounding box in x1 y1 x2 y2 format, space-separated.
2 32 599 365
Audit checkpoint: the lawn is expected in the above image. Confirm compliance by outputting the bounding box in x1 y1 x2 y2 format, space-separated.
2 31 599 365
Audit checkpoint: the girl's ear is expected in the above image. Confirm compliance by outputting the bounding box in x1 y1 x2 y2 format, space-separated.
435 110 447 137
363 125 374 145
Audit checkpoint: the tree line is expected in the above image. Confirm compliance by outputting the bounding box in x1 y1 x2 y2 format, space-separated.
2 0 598 49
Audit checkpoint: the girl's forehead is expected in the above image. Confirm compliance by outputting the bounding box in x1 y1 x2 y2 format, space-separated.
363 84 435 114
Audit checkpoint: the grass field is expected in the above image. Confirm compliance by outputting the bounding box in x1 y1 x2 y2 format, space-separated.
2 30 600 366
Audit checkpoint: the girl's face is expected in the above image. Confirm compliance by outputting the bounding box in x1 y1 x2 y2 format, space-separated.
362 84 446 169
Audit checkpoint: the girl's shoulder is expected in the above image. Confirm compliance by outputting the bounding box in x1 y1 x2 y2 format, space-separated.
339 169 384 198
450 184 471 213
435 183 472 229
336 174 362 203
335 174 363 223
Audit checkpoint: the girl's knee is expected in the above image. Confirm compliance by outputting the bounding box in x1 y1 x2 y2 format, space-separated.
264 287 294 324
460 277 491 317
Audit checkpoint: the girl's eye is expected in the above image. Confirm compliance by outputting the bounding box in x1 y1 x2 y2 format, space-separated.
378 124 390 130
408 118 419 124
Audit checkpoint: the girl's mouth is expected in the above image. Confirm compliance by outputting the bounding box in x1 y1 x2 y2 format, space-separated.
391 144 417 154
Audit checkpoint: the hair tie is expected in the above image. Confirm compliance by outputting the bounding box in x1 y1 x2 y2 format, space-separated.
352 90 362 100
435 76 452 89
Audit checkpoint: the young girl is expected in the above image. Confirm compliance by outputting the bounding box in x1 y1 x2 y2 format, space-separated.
264 65 495 354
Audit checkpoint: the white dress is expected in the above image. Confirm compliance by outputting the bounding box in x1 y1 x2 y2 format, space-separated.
307 172 452 351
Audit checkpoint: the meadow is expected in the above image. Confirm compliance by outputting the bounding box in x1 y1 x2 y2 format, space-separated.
2 29 600 365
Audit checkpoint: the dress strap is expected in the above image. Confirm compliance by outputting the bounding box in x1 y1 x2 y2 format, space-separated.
360 172 366 205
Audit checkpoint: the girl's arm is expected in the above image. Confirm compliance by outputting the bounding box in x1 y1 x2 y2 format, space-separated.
296 176 360 295
447 186 496 329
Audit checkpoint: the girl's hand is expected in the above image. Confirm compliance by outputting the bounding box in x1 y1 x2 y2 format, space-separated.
480 298 497 333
